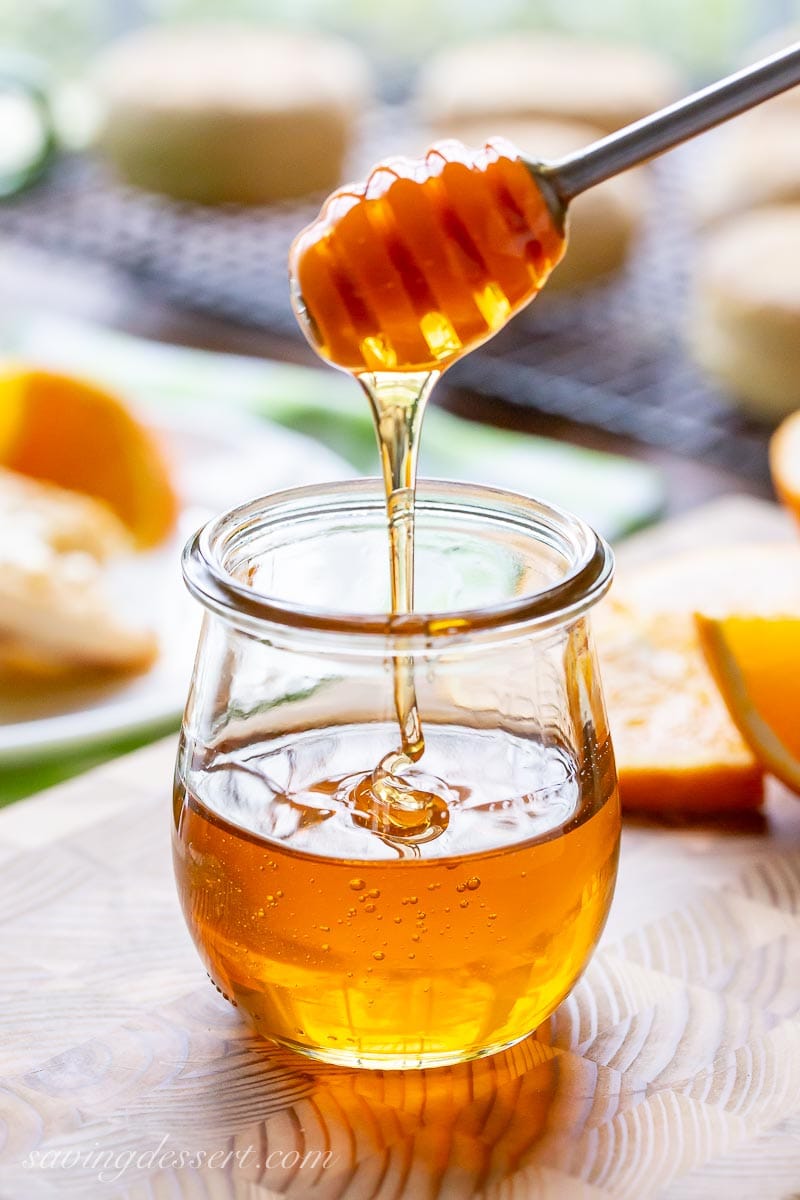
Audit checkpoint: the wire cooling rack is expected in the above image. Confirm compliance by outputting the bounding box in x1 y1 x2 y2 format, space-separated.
0 137 773 481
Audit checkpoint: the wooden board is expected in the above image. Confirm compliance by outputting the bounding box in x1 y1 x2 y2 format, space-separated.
1 497 799 1200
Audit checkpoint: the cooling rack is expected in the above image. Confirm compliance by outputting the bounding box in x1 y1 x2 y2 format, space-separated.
0 135 772 481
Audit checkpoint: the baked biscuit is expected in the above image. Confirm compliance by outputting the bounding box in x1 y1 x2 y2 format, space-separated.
0 468 156 675
93 25 372 204
694 110 800 225
690 205 800 419
417 34 679 135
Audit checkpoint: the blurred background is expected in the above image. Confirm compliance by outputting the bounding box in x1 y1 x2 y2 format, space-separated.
2 0 799 497
1 0 800 794
2 0 799 74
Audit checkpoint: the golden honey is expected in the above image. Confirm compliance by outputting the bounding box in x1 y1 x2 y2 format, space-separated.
289 139 565 374
173 725 619 1067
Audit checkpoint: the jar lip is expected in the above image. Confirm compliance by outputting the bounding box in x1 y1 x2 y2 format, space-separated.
183 478 614 642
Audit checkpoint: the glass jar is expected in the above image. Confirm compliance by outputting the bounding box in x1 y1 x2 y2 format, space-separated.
173 478 619 1070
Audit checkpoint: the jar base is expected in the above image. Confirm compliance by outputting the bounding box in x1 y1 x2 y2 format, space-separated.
255 1028 538 1071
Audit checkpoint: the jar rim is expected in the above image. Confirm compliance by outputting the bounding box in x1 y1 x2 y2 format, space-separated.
182 478 614 643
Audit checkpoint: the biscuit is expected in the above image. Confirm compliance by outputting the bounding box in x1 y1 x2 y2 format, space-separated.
693 110 800 225
690 206 800 419
0 468 156 675
93 25 372 204
417 34 679 135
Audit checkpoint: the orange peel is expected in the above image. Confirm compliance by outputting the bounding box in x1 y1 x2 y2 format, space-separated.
771 408 800 530
696 614 800 795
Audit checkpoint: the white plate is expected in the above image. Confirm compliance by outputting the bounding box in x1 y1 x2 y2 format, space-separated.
0 407 353 765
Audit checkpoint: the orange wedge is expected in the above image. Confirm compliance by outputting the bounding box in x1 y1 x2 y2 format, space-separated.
597 601 763 813
696 614 800 794
770 408 800 528
0 366 177 548
596 542 800 813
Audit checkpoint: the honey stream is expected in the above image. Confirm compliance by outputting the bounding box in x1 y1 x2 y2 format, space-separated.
350 370 450 845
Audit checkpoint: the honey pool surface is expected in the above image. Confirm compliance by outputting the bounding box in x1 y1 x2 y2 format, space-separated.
173 724 619 1068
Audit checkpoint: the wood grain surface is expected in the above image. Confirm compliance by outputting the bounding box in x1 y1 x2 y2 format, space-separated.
1 497 799 1200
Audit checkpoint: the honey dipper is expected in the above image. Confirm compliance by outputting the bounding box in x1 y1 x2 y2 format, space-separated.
291 42 800 375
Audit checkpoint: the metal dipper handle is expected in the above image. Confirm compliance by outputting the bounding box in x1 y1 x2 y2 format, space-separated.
530 41 800 222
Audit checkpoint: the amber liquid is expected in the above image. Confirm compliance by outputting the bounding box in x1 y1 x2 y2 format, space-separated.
173 725 619 1068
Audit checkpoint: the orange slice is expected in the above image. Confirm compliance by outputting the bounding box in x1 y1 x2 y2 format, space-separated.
770 408 800 528
696 614 800 794
597 601 763 813
0 366 178 548
595 542 800 813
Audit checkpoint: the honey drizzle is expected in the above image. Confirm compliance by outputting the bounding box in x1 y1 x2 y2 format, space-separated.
362 371 431 757
353 370 450 846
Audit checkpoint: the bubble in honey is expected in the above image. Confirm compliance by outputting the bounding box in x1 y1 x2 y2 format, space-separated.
365 903 376 913
460 900 469 909
367 888 381 899
466 877 481 891
373 951 385 961
349 878 366 891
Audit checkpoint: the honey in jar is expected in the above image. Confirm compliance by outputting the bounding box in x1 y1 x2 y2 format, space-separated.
175 723 618 1067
